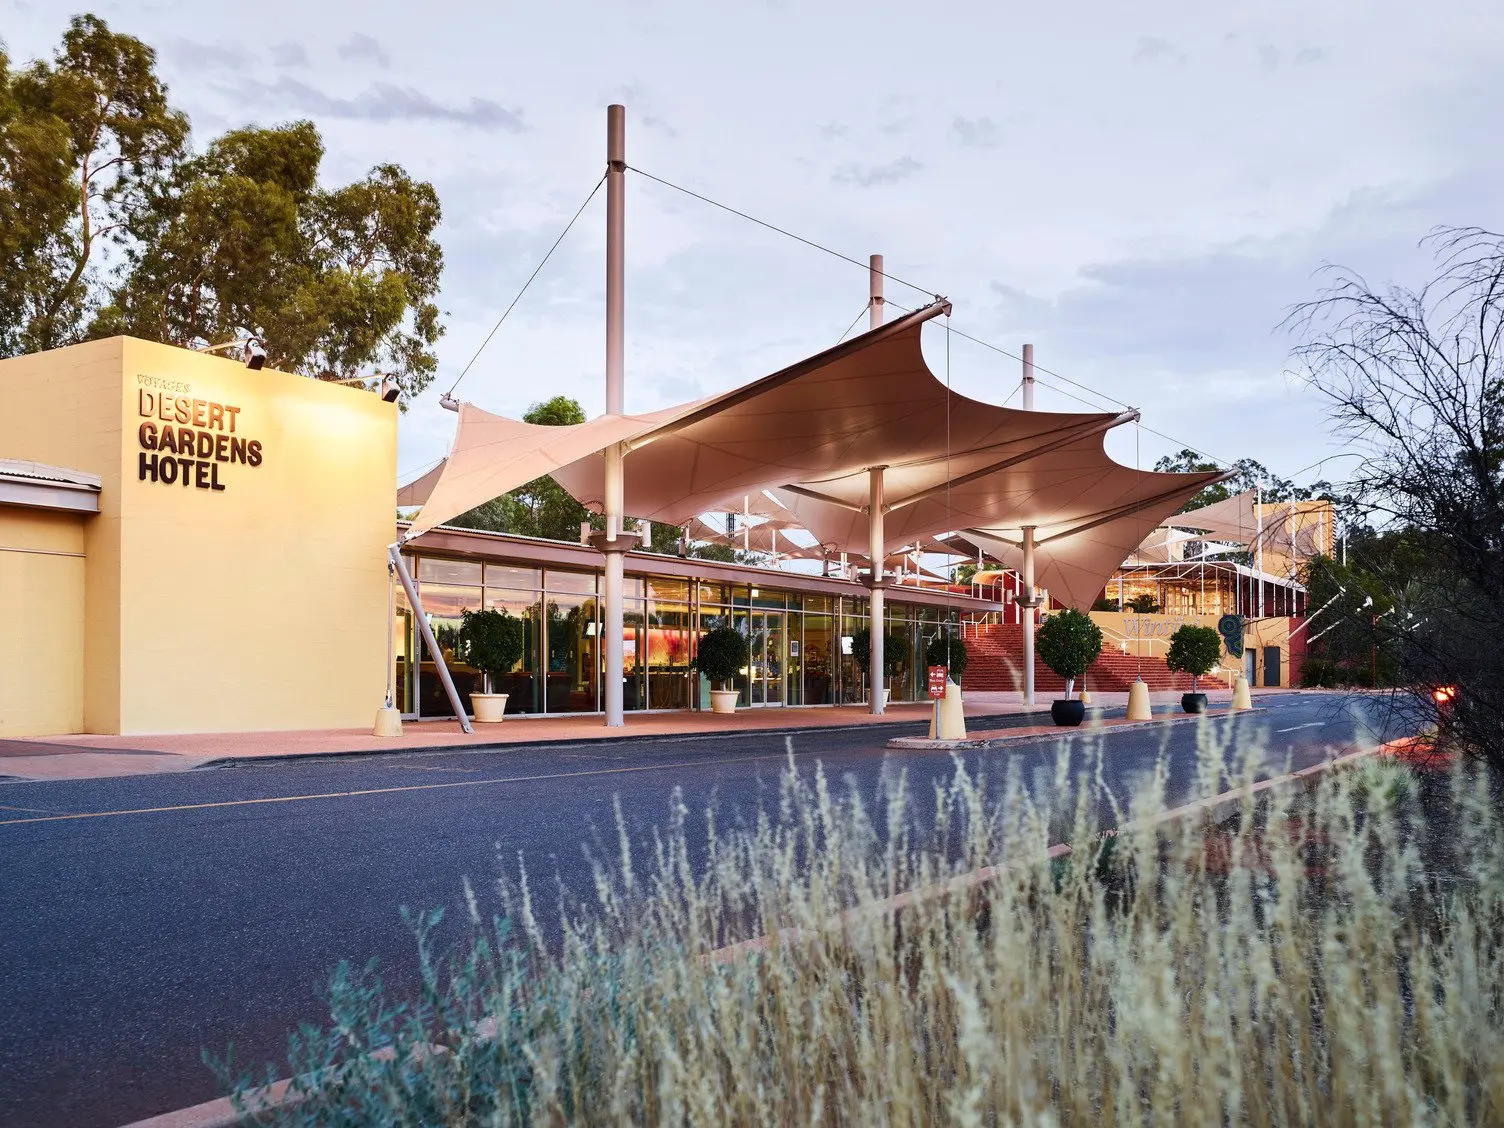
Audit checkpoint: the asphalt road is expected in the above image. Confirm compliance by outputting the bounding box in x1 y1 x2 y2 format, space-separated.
0 694 1400 1128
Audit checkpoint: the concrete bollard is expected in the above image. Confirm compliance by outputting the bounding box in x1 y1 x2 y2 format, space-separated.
1230 675 1252 711
373 706 404 738
937 679 968 740
1126 678 1153 721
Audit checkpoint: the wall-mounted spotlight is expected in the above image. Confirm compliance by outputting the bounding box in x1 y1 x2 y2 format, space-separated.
330 371 401 404
242 337 266 370
196 336 266 369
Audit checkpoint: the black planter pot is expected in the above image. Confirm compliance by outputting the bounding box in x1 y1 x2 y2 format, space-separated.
1051 699 1086 727
1181 692 1208 714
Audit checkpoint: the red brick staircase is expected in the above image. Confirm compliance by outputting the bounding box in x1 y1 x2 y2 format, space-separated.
960 623 1232 695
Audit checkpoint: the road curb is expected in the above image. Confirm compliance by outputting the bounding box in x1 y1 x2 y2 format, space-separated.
886 707 1264 751
191 711 1055 771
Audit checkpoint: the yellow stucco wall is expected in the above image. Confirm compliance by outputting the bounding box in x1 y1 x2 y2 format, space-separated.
0 339 126 731
0 337 396 735
1090 610 1294 687
0 507 88 736
114 340 396 733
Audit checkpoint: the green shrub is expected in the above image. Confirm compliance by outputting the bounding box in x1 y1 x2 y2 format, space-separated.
1126 593 1160 614
1338 663 1376 688
924 633 969 682
851 627 907 678
458 608 525 692
1165 624 1223 692
693 626 749 688
1036 608 1103 696
1300 657 1338 689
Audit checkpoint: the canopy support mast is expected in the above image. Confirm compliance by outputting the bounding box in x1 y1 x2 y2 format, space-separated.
603 103 629 727
1020 343 1038 707
869 465 887 714
867 255 887 715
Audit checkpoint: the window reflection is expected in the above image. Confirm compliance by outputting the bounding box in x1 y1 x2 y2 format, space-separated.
395 553 960 717
544 594 598 713
486 588 542 714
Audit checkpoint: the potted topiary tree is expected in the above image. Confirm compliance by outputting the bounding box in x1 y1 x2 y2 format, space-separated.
852 627 909 705
459 607 525 722
924 632 969 686
1166 624 1223 714
1035 609 1103 726
695 625 751 714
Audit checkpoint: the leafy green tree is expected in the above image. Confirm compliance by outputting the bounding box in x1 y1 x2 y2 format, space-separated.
642 520 686 555
91 119 444 397
688 542 739 563
1 14 187 353
458 607 525 694
924 633 969 681
1 15 446 397
1035 609 1103 699
851 628 907 679
1165 624 1223 692
0 48 71 354
694 626 750 690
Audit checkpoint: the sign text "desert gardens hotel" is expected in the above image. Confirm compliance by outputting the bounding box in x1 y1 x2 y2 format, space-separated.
136 379 264 492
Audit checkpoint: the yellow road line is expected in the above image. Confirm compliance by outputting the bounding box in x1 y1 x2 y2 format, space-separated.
0 752 808 828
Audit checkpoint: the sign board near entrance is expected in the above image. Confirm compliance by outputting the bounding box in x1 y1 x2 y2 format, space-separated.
927 665 948 699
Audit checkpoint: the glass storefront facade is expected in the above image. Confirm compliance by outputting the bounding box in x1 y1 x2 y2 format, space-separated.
396 551 965 718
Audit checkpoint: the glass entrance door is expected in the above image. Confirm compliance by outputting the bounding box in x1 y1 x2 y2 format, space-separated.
749 610 786 706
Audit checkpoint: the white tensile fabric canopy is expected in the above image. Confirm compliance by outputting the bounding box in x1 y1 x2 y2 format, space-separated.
1156 490 1327 558
691 514 812 559
1165 490 1259 545
403 404 684 537
963 495 1203 611
400 300 1225 607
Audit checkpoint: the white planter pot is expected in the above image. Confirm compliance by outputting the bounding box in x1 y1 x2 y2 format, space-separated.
471 693 509 723
709 689 739 714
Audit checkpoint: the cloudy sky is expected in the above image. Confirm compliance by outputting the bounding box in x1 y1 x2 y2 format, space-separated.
8 0 1502 489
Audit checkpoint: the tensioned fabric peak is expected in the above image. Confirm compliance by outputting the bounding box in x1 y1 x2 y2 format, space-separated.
403 404 683 538
403 298 1225 603
402 302 952 536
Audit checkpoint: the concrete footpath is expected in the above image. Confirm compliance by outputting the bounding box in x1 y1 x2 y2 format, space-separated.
0 688 1292 783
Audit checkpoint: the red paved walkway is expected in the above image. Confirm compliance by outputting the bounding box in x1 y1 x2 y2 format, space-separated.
0 687 1303 782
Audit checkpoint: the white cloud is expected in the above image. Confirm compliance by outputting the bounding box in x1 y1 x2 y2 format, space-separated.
337 33 391 69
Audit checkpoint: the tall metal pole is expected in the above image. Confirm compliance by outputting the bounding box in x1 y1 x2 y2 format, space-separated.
1021 526 1037 705
868 466 886 714
603 103 627 726
1255 485 1264 618
866 254 887 715
1020 343 1037 705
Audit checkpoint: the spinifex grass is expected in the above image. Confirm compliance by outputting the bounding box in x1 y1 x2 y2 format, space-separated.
219 736 1504 1126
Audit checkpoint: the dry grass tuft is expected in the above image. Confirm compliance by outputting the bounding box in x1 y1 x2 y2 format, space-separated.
222 737 1504 1126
